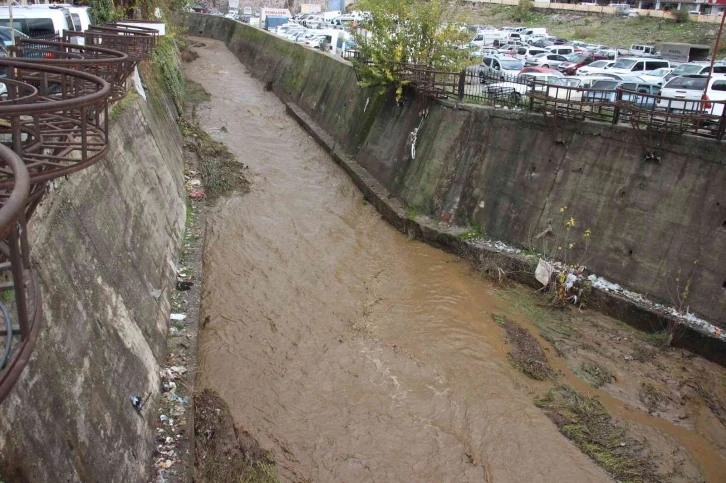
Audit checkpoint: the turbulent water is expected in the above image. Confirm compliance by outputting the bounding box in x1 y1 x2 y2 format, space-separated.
186 38 724 483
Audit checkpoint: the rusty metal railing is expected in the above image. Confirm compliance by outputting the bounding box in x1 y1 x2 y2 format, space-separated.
0 144 42 402
13 39 130 101
0 23 161 402
361 61 726 142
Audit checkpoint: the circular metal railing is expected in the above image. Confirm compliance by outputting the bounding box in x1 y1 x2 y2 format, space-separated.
14 39 130 100
0 23 160 402
0 144 41 403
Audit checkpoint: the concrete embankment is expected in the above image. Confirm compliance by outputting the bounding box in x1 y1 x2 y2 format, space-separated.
0 83 186 479
186 16 726 343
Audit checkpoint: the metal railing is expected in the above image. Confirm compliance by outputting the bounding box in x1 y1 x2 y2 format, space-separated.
0 23 160 402
13 39 130 100
375 62 726 141
0 144 41 403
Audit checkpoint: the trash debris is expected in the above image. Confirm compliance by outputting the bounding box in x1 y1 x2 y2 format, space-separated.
130 393 151 412
170 313 186 321
189 191 206 199
535 258 553 286
169 365 187 376
160 415 168 422
176 280 194 291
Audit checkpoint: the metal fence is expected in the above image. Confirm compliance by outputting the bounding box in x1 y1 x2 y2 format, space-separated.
0 23 160 402
377 62 726 141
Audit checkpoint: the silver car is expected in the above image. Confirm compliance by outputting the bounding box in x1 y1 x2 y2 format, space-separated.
524 53 570 69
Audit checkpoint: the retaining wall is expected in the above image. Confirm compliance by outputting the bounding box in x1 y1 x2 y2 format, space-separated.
0 86 186 481
187 14 726 329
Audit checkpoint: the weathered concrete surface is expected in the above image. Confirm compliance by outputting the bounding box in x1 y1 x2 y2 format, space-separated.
0 90 186 481
187 14 726 329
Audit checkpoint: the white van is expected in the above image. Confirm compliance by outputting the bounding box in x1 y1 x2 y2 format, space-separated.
629 44 657 56
0 6 70 40
522 27 546 41
608 57 671 76
318 29 350 55
547 46 575 56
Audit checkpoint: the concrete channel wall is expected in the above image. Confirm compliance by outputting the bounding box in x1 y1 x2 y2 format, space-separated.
0 91 186 480
187 15 726 330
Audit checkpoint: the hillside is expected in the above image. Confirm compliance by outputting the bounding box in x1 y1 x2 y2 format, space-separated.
462 4 724 53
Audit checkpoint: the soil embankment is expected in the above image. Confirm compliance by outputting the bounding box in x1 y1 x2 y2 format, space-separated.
186 38 726 483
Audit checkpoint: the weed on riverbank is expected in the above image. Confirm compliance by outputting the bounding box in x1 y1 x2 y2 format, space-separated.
575 361 615 389
493 313 551 380
535 385 657 482
194 389 279 483
181 51 248 201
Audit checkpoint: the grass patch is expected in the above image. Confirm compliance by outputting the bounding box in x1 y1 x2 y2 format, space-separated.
638 381 668 414
642 330 671 349
194 389 279 483
458 222 485 240
463 4 720 49
695 383 726 427
574 361 614 388
405 205 418 220
182 120 248 201
535 385 657 482
180 75 248 202
110 91 139 123
493 313 551 380
185 79 212 108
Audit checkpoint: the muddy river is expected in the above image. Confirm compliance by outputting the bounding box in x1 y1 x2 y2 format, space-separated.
186 38 726 482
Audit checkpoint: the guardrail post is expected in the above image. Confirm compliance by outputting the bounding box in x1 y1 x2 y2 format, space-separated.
457 70 465 103
528 79 535 112
612 87 623 125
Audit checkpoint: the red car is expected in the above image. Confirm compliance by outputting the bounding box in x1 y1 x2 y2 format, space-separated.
559 53 609 76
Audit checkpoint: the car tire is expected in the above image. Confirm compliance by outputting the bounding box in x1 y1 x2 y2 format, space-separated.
542 64 549 68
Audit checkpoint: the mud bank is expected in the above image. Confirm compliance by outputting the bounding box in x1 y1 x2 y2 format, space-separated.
185 37 726 483
0 83 186 480
186 15 726 339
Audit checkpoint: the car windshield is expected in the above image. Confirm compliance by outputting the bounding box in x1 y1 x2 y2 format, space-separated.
588 60 607 68
569 54 588 62
501 60 524 69
648 68 670 77
552 78 581 87
671 64 705 75
591 80 619 89
664 76 708 90
613 59 637 69
532 53 548 58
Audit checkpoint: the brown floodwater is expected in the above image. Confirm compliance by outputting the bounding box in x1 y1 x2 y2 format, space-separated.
187 38 726 482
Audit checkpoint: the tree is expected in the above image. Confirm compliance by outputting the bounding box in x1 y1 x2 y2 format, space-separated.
89 0 117 24
351 0 471 100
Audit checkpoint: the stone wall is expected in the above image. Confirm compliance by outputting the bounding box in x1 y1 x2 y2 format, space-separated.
0 87 186 481
187 14 726 328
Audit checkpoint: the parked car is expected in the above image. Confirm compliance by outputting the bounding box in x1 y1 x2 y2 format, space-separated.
639 67 673 86
486 71 562 102
577 59 615 75
558 53 609 75
479 55 525 81
663 62 726 82
531 39 554 48
518 66 561 75
514 46 547 60
582 79 660 107
657 75 726 117
524 52 570 69
546 45 575 56
607 57 671 76
543 75 612 101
